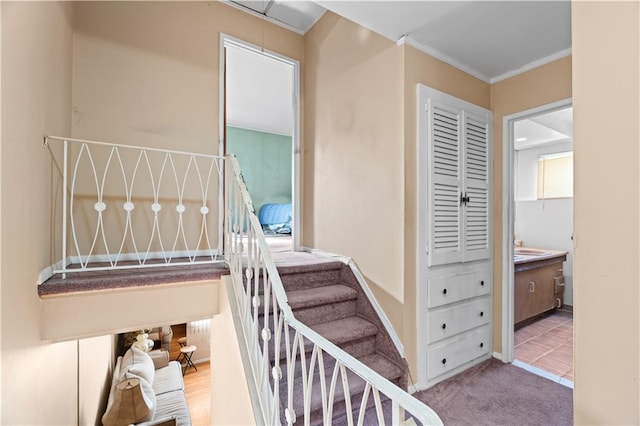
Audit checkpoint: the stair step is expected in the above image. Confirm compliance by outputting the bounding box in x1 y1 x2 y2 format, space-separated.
274 254 345 292
279 352 402 425
273 252 343 275
257 285 357 322
288 285 358 309
288 285 358 325
311 316 378 348
269 316 379 361
280 350 403 383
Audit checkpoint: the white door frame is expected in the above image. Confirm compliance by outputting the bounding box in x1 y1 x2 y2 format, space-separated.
219 34 301 250
501 97 572 363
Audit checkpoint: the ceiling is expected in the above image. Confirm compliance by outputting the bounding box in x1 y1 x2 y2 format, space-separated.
226 0 327 34
514 107 573 150
228 0 571 84
226 45 294 136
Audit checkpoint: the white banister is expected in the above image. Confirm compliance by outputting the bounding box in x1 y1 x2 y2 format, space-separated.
45 136 225 276
224 155 442 425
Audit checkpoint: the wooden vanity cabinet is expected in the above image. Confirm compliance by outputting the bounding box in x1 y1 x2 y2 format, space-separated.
514 255 566 325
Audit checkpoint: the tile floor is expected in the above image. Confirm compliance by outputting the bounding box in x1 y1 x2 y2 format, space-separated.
514 310 574 381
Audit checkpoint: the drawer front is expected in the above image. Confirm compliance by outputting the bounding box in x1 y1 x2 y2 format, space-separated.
427 297 490 344
428 270 490 308
427 325 491 380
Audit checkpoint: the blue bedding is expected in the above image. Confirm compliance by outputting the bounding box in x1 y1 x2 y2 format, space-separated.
258 203 292 234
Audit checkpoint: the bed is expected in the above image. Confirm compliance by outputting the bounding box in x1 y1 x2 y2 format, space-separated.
258 203 292 235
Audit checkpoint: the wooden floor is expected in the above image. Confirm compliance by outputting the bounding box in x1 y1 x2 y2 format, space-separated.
170 324 212 425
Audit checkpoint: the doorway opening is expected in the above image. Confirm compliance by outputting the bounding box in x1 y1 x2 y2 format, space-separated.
502 99 574 386
219 35 301 252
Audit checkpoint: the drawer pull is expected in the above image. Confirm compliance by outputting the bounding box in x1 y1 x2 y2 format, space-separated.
479 342 484 349
442 288 447 295
480 311 484 317
480 280 485 286
441 323 447 330
441 358 447 365
529 281 535 293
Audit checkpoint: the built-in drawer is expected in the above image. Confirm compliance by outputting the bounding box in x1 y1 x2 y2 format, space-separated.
427 270 490 308
427 325 491 380
427 297 490 344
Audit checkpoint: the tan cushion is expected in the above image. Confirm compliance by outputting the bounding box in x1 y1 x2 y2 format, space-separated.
102 377 156 426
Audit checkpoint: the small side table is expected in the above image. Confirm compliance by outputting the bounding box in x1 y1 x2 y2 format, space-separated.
179 345 197 376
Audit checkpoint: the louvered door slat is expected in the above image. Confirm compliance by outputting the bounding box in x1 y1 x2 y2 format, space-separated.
463 113 490 261
428 102 463 266
426 94 491 266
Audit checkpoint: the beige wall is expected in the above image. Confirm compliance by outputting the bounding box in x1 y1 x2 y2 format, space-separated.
72 1 303 153
1 2 113 424
71 1 304 259
304 13 405 301
211 278 256 425
79 335 117 425
572 1 640 423
490 56 572 353
304 12 492 378
402 45 490 375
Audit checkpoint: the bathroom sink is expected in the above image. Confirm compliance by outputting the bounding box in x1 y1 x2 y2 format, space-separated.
514 248 551 256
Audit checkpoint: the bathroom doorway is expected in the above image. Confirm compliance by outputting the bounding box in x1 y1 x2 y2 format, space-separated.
219 35 300 252
502 100 574 385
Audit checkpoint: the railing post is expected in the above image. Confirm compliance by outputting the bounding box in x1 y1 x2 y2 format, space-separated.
62 139 68 279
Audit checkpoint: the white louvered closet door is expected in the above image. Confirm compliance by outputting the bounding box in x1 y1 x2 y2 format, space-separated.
426 93 492 267
462 112 491 262
427 101 463 266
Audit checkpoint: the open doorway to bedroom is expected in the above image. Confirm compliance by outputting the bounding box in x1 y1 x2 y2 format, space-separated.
220 35 300 252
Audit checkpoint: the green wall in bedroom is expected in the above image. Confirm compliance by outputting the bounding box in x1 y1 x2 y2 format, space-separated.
226 126 292 215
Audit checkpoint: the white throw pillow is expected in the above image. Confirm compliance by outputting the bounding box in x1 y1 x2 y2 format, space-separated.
119 347 155 385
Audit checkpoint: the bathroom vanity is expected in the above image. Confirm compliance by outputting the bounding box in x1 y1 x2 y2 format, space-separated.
514 248 567 325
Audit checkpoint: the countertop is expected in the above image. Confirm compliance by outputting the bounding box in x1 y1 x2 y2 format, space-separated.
514 247 568 265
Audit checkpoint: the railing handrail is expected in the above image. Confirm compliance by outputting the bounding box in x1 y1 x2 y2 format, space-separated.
44 135 225 280
227 155 442 425
45 135 225 160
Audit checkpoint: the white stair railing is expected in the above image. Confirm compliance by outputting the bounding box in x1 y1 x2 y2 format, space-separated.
45 136 225 277
225 155 443 425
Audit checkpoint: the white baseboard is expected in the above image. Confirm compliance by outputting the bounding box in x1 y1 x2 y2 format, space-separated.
492 351 503 361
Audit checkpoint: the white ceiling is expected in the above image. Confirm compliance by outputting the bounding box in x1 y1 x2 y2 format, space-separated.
316 1 571 83
226 45 294 136
514 107 573 150
226 0 327 34
228 1 571 84
224 1 572 135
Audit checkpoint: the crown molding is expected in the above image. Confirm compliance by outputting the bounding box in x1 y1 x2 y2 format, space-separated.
398 36 571 86
490 48 572 84
397 36 491 83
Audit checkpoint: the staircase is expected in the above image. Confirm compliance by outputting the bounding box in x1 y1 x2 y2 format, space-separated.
264 251 409 425
226 155 441 425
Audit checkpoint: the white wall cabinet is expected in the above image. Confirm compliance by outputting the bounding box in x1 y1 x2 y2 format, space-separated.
417 85 493 389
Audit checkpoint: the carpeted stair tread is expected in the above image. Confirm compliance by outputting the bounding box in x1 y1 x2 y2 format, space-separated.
281 352 403 384
287 285 358 310
268 316 378 361
276 262 344 276
311 316 378 346
357 353 404 381
273 252 344 275
280 352 402 423
257 285 357 321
